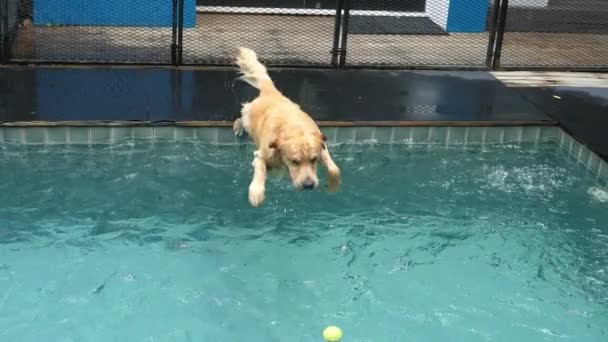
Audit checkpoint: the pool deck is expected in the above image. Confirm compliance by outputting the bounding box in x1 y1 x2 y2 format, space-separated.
0 67 606 159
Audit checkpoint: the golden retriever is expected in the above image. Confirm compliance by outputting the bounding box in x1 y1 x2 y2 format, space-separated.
233 47 341 207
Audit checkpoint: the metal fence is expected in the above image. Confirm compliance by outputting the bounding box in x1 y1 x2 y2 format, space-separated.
494 0 608 70
1 0 607 70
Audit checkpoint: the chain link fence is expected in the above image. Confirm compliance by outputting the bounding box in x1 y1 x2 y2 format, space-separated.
340 0 497 68
494 0 608 70
180 1 342 66
0 0 607 70
2 0 178 63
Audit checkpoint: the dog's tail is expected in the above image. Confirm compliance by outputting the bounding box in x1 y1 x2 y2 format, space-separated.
236 47 275 93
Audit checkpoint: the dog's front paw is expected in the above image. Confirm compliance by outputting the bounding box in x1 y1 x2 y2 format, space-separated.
233 118 244 137
248 183 266 207
327 167 341 192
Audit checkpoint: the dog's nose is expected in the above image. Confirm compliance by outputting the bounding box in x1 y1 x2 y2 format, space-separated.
302 180 315 190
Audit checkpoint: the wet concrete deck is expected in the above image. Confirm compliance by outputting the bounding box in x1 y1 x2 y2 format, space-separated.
0 67 551 122
0 67 606 159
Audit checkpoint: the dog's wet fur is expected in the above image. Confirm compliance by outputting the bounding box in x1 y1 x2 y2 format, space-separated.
233 48 341 207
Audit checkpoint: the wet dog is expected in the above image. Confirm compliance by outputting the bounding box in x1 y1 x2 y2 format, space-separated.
233 48 341 207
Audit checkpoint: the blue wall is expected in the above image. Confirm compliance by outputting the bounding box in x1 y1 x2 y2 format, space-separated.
34 0 196 28
446 0 490 33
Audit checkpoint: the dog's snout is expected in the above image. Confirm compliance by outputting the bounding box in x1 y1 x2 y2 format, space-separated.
302 179 315 190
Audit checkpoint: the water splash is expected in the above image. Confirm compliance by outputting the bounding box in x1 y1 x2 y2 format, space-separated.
588 187 608 203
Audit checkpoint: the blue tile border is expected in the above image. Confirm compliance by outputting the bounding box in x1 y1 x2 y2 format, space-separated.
67 127 90 144
0 126 564 146
446 127 467 144
133 127 153 140
47 127 69 143
152 127 176 140
558 130 607 183
393 127 413 142
2 127 25 143
0 125 604 182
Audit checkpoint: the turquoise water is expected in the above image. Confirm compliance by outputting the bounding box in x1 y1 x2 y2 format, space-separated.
0 141 607 342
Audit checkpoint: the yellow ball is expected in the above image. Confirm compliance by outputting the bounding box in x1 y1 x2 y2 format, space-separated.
323 326 343 342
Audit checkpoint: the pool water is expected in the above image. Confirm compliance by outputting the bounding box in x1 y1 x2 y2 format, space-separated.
0 141 607 342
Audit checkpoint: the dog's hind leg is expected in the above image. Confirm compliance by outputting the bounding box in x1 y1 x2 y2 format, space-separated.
233 102 252 137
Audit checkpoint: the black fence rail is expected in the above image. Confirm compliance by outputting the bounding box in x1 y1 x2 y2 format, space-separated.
1 0 607 70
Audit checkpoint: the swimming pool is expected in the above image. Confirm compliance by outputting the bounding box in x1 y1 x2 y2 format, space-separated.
0 126 607 341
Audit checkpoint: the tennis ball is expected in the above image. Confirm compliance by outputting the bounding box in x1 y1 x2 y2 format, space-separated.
323 326 343 341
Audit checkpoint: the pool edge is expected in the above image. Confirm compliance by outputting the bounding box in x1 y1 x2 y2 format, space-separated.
1 124 605 183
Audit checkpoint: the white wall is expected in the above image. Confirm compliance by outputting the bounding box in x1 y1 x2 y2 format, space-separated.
510 0 549 7
426 0 549 30
426 0 450 29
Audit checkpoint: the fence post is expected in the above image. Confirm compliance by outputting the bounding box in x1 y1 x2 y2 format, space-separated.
491 0 509 70
485 0 502 69
338 0 351 68
330 0 344 68
0 0 9 63
176 0 184 65
171 0 178 65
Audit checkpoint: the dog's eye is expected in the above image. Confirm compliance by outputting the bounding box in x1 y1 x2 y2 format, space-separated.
291 159 300 165
311 157 318 163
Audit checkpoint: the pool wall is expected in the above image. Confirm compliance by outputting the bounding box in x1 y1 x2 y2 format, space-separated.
0 125 560 145
1 125 606 183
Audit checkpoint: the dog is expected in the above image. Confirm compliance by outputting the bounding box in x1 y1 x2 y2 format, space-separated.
233 48 341 207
